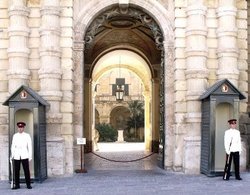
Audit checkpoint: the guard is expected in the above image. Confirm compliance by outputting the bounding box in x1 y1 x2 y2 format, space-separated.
10 122 32 189
223 119 242 180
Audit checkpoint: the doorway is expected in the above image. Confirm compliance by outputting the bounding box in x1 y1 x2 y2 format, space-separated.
215 103 233 171
15 109 34 179
73 1 174 170
90 50 154 151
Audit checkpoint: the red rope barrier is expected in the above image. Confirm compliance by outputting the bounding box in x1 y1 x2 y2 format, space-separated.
90 151 156 163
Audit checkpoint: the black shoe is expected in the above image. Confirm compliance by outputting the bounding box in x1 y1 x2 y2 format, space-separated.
27 185 32 189
12 186 20 190
236 177 242 180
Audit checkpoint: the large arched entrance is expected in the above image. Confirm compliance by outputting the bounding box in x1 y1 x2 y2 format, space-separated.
73 1 174 170
91 50 153 151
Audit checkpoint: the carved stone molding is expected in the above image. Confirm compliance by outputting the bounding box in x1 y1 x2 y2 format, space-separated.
7 48 30 57
8 27 30 37
8 6 30 17
39 49 61 57
85 6 163 50
40 6 61 16
39 28 61 36
39 91 63 101
73 41 85 51
7 69 30 79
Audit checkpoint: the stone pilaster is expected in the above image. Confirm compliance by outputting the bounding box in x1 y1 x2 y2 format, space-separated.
185 2 208 125
0 136 8 180
217 0 239 86
73 38 84 170
173 2 186 171
7 0 30 93
73 39 84 137
39 0 63 176
183 1 208 174
183 136 201 174
39 0 62 127
248 2 250 112
143 90 151 151
164 40 175 169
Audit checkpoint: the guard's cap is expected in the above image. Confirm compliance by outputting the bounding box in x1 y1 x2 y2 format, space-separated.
17 122 26 128
228 119 237 124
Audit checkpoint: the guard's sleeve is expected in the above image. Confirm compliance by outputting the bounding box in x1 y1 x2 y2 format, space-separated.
224 131 230 154
238 131 242 154
27 134 32 161
10 134 16 159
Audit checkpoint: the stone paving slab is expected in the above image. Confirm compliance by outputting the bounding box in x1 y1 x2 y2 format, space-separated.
85 151 157 170
1 144 249 195
0 169 249 195
0 168 250 195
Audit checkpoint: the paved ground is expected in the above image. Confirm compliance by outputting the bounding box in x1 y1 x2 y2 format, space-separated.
1 143 250 195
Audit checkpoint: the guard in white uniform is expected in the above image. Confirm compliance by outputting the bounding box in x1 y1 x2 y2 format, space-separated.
223 119 242 180
10 122 32 189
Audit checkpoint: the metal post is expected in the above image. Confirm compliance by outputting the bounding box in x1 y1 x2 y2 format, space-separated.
75 138 87 173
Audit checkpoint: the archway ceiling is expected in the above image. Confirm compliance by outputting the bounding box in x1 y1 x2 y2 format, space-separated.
84 11 161 78
92 50 152 91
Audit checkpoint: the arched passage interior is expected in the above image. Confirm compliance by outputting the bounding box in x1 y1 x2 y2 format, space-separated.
88 49 158 152
73 1 175 169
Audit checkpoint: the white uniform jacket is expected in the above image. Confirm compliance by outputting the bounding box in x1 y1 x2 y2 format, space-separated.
224 128 242 155
11 132 32 161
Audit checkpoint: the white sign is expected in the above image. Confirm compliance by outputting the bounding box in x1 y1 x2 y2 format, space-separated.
77 138 86 145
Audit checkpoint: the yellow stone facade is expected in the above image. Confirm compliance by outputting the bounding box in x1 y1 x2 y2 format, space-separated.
0 0 249 179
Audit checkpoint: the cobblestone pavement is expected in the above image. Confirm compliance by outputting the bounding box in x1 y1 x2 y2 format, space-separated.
1 143 250 195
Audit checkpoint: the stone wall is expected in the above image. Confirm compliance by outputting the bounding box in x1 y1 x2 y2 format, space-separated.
0 0 249 180
0 0 75 179
0 0 9 180
174 0 248 173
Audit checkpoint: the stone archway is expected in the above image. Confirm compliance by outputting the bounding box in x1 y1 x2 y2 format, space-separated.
73 0 174 169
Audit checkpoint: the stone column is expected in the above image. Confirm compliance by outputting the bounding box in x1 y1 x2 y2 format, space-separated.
217 0 239 86
73 37 84 168
248 2 250 112
184 1 208 173
73 40 84 137
39 0 63 176
39 0 62 131
151 79 159 149
185 2 208 131
143 90 151 151
91 81 96 149
7 0 30 93
164 40 175 169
